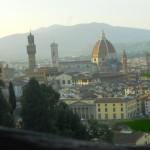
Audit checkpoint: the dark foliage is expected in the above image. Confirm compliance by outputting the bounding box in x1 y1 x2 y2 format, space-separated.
9 82 16 114
21 78 89 140
0 88 14 127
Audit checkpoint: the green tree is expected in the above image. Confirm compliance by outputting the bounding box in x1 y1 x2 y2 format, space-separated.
8 82 16 114
56 102 89 140
40 84 60 132
0 88 14 127
21 78 51 132
0 80 5 87
88 119 113 143
21 78 89 140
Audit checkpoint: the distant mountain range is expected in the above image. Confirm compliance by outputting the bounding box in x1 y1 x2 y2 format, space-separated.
0 22 150 61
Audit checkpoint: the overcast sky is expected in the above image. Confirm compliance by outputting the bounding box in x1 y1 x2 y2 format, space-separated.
0 0 150 37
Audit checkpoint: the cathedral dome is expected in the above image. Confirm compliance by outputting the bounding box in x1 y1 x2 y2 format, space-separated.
92 32 116 60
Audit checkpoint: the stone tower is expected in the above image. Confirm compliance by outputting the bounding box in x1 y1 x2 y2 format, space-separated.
122 50 128 74
51 42 59 67
27 32 36 70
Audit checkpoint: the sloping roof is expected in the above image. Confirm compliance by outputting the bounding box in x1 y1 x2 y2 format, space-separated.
95 97 134 103
114 132 144 146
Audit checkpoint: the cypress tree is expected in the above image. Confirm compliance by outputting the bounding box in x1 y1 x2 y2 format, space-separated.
21 78 51 132
9 82 16 114
0 88 14 127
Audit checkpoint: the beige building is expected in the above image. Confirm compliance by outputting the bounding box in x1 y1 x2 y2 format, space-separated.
55 73 72 87
25 67 49 84
72 73 92 86
95 97 137 120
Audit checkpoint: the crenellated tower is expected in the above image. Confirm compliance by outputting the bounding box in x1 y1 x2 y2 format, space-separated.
27 32 36 70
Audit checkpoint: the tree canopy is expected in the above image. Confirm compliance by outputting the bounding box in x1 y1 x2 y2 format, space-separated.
8 82 16 114
21 78 89 140
88 119 113 143
0 88 14 127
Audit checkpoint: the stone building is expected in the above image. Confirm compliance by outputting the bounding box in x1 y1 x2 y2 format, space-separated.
27 32 36 70
64 99 96 120
59 60 98 74
95 97 137 120
51 42 59 67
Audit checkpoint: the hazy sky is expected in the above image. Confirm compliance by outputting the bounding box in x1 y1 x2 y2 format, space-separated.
0 0 150 37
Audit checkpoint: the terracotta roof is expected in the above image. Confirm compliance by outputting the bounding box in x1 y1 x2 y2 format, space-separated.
92 33 116 58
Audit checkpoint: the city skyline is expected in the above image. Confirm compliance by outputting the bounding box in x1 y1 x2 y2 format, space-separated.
0 0 150 37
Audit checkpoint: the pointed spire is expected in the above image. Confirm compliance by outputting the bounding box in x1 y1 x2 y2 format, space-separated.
102 30 106 40
123 49 127 58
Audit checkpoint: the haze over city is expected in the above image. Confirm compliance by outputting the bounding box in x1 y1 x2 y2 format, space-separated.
0 0 150 37
0 0 150 149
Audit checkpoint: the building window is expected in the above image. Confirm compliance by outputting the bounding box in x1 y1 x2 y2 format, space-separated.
98 114 101 119
113 104 115 106
121 103 123 106
113 108 116 112
121 113 124 119
105 108 107 112
98 104 100 107
68 80 71 84
121 108 123 111
105 104 107 106
105 114 108 119
98 108 101 112
113 114 116 119
62 80 65 84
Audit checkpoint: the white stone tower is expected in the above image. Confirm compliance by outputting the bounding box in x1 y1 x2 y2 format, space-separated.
50 42 59 67
27 32 36 70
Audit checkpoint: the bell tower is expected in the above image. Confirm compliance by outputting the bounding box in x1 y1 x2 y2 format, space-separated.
122 50 128 74
50 42 59 67
27 32 36 70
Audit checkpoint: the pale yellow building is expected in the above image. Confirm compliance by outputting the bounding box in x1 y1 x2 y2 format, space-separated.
25 67 49 84
95 97 137 120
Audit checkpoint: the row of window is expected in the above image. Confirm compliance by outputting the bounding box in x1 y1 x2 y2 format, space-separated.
58 80 71 84
98 107 123 112
98 103 123 107
72 107 89 113
98 113 124 119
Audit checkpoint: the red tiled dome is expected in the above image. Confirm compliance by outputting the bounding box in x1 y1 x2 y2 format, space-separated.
92 32 116 59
